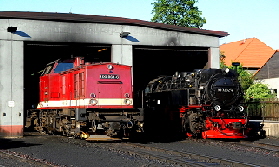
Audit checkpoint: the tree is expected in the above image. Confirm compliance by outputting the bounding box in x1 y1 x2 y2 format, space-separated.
244 83 275 100
151 0 206 28
233 65 254 91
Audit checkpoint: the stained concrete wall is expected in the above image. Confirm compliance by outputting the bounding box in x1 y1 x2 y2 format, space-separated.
0 20 219 46
0 18 222 137
0 19 220 67
111 45 133 66
0 40 24 137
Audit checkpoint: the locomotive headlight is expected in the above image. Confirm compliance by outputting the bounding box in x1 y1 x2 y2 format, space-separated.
214 105 221 111
89 99 98 105
107 64 113 70
90 93 96 98
238 106 244 112
225 68 230 73
124 99 132 105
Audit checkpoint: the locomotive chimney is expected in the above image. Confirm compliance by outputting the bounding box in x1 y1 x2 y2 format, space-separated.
232 62 240 73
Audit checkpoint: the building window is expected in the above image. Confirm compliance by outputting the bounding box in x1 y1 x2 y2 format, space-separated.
269 89 277 97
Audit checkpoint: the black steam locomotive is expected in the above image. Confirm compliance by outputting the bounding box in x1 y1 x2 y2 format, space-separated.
144 68 248 139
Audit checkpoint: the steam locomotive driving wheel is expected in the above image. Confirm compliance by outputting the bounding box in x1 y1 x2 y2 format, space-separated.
183 112 204 137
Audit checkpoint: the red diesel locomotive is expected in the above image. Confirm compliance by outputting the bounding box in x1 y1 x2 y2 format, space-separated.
26 57 144 140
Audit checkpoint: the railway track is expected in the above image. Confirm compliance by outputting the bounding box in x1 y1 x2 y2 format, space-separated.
193 137 279 158
91 141 260 167
2 132 277 167
236 140 279 156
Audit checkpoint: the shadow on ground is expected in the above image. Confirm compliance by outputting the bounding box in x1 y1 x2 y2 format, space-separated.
0 138 42 150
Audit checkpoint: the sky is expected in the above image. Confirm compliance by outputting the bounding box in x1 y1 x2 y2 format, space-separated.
0 0 278 49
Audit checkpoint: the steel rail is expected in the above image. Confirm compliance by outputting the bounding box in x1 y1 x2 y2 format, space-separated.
92 142 260 167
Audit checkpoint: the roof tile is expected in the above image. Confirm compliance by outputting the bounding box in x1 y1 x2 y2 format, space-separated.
220 38 275 68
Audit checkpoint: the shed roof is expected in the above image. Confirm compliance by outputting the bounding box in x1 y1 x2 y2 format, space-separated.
220 38 275 68
0 11 228 37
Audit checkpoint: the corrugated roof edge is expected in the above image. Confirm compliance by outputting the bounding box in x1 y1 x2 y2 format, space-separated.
0 11 228 37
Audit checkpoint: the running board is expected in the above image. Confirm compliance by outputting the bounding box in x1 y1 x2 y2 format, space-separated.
86 135 122 141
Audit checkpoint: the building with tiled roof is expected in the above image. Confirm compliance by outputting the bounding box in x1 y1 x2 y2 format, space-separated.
254 50 279 97
220 38 275 73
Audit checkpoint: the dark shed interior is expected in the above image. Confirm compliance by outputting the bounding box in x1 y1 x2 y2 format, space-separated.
24 42 208 110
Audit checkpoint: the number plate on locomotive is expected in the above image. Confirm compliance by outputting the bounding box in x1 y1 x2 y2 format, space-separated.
217 88 234 92
100 74 120 79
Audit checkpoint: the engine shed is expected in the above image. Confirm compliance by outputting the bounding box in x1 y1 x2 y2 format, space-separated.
0 11 228 137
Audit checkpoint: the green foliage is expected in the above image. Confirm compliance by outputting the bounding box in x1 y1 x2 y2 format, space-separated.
244 83 275 100
233 65 254 91
151 0 206 28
